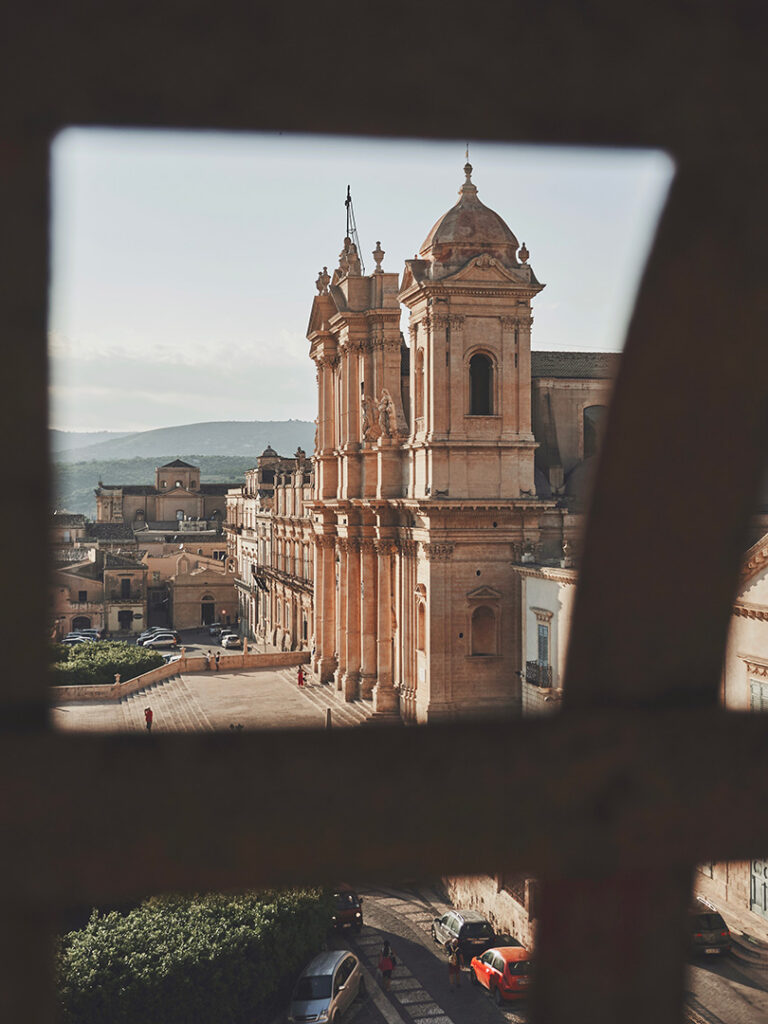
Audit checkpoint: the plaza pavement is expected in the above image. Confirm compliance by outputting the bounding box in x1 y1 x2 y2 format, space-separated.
51 666 373 733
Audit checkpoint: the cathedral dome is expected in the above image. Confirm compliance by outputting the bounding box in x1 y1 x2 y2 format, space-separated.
419 163 520 267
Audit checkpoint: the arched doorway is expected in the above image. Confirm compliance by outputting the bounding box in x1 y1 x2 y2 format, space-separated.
72 616 91 631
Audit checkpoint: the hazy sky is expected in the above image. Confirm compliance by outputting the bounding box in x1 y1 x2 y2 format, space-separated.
49 130 674 433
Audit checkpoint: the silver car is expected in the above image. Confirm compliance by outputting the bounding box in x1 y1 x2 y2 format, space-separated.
287 950 365 1024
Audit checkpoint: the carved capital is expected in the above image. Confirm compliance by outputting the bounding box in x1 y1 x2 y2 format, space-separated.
374 540 398 557
314 534 336 550
337 537 349 553
399 540 419 556
359 538 377 552
499 315 518 330
423 542 455 562
318 354 339 370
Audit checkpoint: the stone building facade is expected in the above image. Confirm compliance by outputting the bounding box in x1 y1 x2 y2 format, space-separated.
307 164 588 724
95 458 233 526
226 448 314 650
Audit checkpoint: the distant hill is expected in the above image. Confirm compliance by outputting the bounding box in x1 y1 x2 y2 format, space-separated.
52 420 315 462
50 421 316 517
50 429 133 452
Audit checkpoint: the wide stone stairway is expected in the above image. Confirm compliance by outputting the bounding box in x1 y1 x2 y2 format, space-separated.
119 673 215 733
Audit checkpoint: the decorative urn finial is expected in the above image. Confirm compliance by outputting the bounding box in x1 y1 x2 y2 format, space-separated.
464 161 473 184
372 241 385 273
316 266 330 294
518 242 530 264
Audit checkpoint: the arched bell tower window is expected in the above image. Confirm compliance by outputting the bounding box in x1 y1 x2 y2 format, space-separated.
469 353 493 415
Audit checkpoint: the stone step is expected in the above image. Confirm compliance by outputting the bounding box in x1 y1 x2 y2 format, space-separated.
278 669 373 727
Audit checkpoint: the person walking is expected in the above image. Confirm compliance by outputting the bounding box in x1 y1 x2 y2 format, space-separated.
378 941 396 991
214 650 221 671
297 666 305 688
447 938 463 990
204 651 211 671
144 707 153 732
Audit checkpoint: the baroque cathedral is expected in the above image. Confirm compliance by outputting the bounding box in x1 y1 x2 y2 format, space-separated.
302 163 612 723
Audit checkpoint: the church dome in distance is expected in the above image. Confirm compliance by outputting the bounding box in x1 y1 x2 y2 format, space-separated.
419 163 520 268
260 444 278 458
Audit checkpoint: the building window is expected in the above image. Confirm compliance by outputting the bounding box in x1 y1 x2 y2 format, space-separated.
78 590 87 603
176 509 184 521
120 578 131 599
583 405 607 459
415 347 424 420
750 679 768 712
417 602 426 653
471 605 497 655
200 595 215 626
469 353 493 415
537 623 550 666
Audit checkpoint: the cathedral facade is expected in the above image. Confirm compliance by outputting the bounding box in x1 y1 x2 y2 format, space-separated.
307 164 578 724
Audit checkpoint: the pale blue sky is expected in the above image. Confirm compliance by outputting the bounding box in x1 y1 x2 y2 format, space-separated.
49 130 674 432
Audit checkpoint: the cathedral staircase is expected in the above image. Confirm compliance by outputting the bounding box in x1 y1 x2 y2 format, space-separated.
119 673 214 733
277 668 375 728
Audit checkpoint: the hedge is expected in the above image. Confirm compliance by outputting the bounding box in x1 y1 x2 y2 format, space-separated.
57 889 335 1024
52 641 164 687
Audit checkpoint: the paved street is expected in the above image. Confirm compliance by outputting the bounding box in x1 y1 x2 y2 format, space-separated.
323 886 768 1024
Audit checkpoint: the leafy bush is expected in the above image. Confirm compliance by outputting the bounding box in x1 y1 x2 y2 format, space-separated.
57 888 334 1024
51 641 163 687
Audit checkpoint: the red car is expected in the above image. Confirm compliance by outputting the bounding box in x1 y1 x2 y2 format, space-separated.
470 945 533 1004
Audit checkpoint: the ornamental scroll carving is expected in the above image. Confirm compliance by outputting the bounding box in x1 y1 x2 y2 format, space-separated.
314 534 336 550
423 543 455 562
433 313 465 329
374 540 398 557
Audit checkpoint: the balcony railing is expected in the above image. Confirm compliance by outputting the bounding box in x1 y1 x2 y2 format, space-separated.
525 661 553 687
107 590 145 603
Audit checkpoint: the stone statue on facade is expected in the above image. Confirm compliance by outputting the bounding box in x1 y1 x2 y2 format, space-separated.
377 389 397 438
361 394 381 441
315 266 330 294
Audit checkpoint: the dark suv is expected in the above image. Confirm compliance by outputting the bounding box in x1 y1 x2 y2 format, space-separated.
689 902 731 956
432 909 496 961
332 888 363 932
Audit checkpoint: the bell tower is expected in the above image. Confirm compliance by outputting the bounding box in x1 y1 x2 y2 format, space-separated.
399 163 544 500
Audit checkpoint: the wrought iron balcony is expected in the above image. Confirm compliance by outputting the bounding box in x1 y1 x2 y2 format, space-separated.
525 661 553 687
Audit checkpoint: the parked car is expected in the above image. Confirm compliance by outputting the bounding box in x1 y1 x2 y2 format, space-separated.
141 634 179 649
208 622 223 636
162 653 182 664
287 950 365 1024
62 634 90 645
470 946 533 1004
72 629 102 640
689 901 731 956
432 909 496 962
331 887 363 931
220 633 242 649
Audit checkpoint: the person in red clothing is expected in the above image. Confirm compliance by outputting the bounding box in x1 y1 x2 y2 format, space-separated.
297 666 305 687
144 707 153 732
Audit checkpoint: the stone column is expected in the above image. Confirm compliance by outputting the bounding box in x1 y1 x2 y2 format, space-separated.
317 536 337 683
373 539 399 716
359 539 378 698
342 539 361 700
334 539 348 691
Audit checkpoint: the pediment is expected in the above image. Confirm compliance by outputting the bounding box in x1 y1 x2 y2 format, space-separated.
306 292 337 338
740 531 768 587
444 254 528 286
467 585 502 601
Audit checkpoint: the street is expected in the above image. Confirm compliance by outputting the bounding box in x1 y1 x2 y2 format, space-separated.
322 885 768 1024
